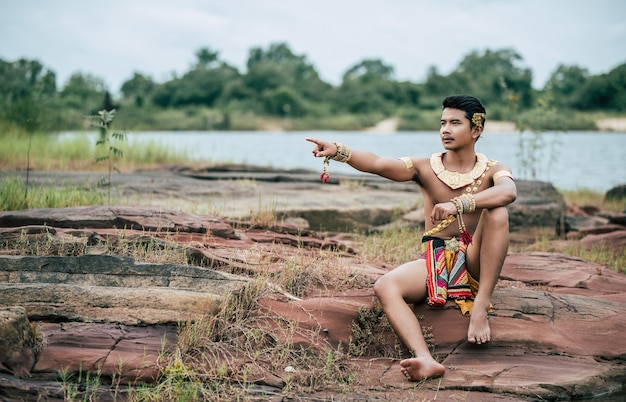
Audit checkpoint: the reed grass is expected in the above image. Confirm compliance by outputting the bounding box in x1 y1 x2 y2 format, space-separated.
516 230 626 274
559 187 626 213
0 176 107 211
0 129 190 171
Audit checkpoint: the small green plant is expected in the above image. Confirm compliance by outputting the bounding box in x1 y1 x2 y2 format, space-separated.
92 109 126 203
59 364 102 402
497 77 564 181
349 299 405 358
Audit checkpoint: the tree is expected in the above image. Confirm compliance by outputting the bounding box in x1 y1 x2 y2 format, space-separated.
195 47 219 69
424 49 534 110
335 58 400 114
0 58 57 131
543 64 589 108
246 42 305 70
244 42 331 105
151 48 241 108
572 63 626 111
59 72 107 113
262 86 306 116
120 72 156 107
342 59 395 81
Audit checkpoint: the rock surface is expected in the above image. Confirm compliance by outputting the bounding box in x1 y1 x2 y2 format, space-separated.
0 168 624 401
2 168 567 233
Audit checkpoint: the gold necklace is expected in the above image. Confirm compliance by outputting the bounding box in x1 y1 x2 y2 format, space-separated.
430 152 488 189
422 154 497 243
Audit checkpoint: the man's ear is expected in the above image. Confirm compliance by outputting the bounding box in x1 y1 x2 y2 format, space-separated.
472 126 483 139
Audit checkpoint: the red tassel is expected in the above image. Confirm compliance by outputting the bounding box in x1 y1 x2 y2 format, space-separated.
461 230 473 245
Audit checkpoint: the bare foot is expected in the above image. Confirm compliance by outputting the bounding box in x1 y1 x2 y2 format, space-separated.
399 356 445 381
468 309 490 344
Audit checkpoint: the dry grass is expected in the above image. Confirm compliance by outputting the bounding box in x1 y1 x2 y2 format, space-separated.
560 187 625 213
357 226 423 266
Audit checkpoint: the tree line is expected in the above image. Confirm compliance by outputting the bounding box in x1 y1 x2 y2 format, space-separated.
1 42 625 132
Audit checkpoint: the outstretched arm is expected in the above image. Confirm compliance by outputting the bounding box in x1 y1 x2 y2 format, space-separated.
305 137 416 182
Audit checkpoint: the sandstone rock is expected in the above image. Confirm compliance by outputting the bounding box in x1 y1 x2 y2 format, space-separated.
606 212 626 226
605 183 626 202
0 254 248 324
257 252 626 400
2 170 568 236
33 322 176 383
0 205 238 238
0 174 624 400
565 214 610 232
508 180 566 235
580 230 626 251
0 307 38 378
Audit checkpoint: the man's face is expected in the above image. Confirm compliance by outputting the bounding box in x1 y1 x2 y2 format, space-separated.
439 108 478 150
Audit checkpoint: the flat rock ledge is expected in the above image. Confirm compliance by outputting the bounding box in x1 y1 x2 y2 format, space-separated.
0 202 625 400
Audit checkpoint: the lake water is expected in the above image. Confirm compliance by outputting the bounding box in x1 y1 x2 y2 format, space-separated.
60 130 626 192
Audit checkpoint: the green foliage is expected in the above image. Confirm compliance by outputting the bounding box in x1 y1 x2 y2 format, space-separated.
571 64 626 111
262 85 307 116
543 64 590 108
1 44 624 132
0 58 57 131
120 72 156 107
423 48 534 109
59 73 107 113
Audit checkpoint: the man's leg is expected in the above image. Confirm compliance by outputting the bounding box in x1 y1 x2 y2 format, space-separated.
465 206 510 344
373 260 445 380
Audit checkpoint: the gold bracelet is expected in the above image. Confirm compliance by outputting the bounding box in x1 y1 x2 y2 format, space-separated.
451 193 476 215
461 193 475 213
451 197 463 215
331 142 352 163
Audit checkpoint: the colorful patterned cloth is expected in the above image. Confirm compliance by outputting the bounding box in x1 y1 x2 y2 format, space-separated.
422 236 473 311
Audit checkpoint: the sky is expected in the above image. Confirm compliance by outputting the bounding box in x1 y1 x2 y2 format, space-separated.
1 0 625 95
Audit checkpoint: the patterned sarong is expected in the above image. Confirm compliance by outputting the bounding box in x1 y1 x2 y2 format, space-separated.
422 236 473 308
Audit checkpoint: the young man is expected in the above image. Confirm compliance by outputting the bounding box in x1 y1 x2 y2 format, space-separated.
306 95 517 381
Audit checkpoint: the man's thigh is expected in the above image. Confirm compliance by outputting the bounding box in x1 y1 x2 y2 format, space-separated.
381 259 428 304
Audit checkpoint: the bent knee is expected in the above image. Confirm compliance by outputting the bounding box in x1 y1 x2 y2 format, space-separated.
373 277 386 298
373 275 396 300
485 206 509 227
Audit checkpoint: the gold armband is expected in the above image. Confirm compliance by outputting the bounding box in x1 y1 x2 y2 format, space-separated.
493 170 513 182
398 156 413 169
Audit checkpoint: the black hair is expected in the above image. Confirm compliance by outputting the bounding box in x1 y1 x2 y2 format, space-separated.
442 95 486 128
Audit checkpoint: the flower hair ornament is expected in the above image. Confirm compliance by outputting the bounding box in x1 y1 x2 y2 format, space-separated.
471 113 486 128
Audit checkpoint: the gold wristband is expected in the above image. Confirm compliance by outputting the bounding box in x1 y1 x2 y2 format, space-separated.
331 142 352 163
451 193 475 215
